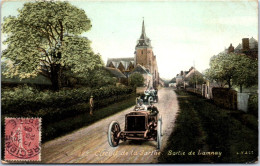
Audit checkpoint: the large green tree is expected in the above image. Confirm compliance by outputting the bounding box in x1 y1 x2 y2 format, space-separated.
205 53 257 92
2 1 103 90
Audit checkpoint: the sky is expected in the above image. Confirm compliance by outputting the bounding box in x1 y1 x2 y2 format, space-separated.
1 0 258 79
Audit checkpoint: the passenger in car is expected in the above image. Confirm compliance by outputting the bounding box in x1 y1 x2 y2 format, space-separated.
134 99 147 111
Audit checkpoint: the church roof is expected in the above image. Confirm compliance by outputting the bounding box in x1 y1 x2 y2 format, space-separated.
136 20 152 48
106 57 134 69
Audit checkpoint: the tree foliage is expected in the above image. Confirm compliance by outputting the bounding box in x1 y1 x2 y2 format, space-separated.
2 1 103 90
205 53 258 91
187 73 205 86
80 68 117 88
129 72 144 87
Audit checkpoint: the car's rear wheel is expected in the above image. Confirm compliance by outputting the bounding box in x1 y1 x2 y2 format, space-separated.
108 121 121 147
160 115 163 136
157 119 162 149
148 96 153 105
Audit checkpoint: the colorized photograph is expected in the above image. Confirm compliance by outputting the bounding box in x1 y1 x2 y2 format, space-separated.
1 0 258 164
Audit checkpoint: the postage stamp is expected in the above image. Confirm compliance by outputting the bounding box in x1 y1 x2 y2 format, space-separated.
5 118 41 161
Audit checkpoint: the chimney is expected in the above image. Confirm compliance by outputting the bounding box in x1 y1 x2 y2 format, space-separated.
242 38 249 50
228 43 234 53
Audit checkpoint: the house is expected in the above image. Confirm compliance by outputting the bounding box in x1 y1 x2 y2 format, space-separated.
184 67 204 87
104 67 127 84
226 37 258 59
131 64 153 87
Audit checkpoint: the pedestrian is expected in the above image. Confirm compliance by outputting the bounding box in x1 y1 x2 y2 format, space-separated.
89 95 94 116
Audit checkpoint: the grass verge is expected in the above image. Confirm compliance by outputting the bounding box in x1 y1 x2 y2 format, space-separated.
1 94 136 160
42 94 136 142
158 90 258 163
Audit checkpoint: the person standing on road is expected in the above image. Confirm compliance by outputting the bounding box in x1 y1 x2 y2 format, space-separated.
90 95 94 116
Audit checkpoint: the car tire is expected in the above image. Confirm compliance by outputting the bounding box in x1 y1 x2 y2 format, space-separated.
157 119 162 149
108 121 121 147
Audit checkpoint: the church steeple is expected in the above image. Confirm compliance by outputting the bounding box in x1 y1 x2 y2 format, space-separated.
136 18 152 48
140 19 147 39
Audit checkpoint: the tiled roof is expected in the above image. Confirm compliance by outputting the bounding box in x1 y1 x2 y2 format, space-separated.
106 57 134 69
185 68 202 78
105 67 126 78
131 64 151 75
235 43 242 50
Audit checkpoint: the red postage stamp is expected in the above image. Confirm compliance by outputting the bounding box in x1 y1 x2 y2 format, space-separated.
5 118 41 161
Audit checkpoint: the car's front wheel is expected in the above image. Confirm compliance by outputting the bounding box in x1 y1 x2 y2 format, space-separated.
108 121 121 147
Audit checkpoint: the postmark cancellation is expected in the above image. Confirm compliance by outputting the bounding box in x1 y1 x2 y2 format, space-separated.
4 118 41 161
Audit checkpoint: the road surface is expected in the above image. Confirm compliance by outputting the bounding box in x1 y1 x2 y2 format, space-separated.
41 87 179 163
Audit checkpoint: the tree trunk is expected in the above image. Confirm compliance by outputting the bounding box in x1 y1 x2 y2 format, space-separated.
240 85 243 93
227 79 232 89
50 64 62 91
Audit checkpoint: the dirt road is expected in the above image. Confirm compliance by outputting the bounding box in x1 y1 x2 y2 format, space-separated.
41 88 179 163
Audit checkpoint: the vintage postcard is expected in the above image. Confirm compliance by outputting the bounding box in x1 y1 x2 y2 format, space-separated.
1 0 258 164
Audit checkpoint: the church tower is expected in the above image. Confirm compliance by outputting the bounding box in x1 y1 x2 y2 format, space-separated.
134 19 159 88
134 19 154 73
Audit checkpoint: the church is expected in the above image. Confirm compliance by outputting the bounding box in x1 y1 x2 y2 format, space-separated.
106 20 159 88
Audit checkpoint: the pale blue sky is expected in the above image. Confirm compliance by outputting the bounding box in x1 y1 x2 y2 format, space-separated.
1 1 258 79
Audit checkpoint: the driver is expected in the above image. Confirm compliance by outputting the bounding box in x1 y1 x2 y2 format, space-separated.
134 99 147 111
150 87 156 96
144 90 150 96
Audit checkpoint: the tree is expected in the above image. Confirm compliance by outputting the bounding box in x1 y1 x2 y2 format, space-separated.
232 54 258 92
205 53 257 92
2 1 103 90
129 72 144 87
205 53 235 88
81 68 117 88
187 73 205 88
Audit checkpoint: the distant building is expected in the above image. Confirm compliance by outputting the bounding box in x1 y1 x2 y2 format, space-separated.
227 43 234 53
131 64 153 87
225 37 258 59
106 57 135 78
106 20 159 88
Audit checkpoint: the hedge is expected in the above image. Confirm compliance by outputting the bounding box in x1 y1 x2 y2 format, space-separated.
248 93 258 117
212 88 237 110
2 85 133 115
